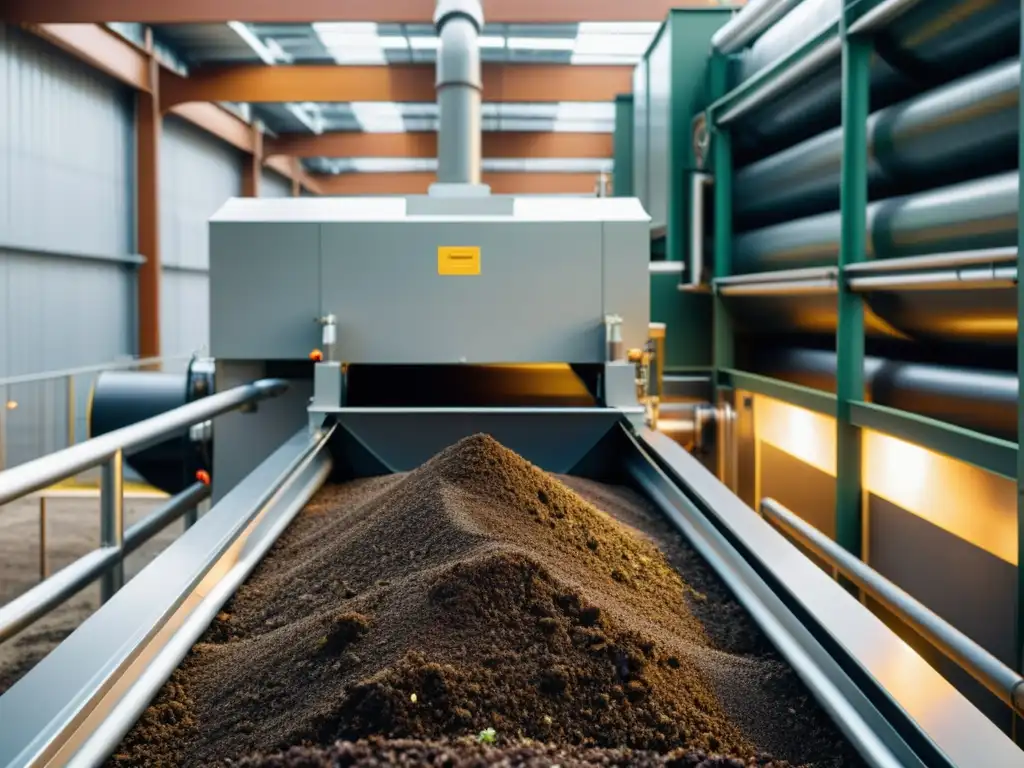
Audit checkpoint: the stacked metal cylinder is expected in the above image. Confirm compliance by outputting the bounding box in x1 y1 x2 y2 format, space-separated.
721 0 1021 438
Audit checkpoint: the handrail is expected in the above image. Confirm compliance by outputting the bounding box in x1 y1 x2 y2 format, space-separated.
0 482 211 643
0 379 286 506
760 497 1024 716
0 377 288 606
0 355 190 388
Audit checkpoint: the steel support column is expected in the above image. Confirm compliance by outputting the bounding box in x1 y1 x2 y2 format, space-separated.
135 34 161 359
710 52 734 392
242 124 263 197
835 15 870 561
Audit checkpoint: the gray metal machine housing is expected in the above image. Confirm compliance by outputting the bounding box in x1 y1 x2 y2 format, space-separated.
209 194 650 365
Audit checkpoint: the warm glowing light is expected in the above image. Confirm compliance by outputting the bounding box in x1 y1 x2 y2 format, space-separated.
873 637 953 723
752 394 1017 565
4 401 16 410
863 430 1016 565
754 395 836 477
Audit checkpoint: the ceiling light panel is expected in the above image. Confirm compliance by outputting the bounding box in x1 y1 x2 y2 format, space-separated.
351 102 406 133
227 21 279 65
506 36 576 51
577 22 661 34
312 21 387 64
408 36 441 49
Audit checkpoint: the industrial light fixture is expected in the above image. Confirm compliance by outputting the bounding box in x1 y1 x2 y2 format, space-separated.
312 22 388 64
227 21 281 65
286 102 325 134
351 102 406 133
507 37 576 51
752 393 1017 566
408 36 441 50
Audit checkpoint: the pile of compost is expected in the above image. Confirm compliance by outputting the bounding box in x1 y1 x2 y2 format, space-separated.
111 435 857 767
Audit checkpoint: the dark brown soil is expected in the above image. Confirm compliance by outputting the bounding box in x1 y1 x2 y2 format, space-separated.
237 738 786 767
110 435 858 767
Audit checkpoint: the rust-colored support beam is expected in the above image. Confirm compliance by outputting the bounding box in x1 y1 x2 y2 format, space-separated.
167 102 255 153
310 172 600 196
266 131 613 160
160 64 632 108
264 155 321 195
241 125 263 197
22 24 314 194
4 0 727 24
27 23 151 90
136 44 161 358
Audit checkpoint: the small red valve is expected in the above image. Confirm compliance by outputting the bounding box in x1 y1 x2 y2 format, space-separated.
196 469 211 485
309 349 324 362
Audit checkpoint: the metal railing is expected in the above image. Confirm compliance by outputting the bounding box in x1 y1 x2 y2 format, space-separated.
0 355 192 472
760 497 1024 716
0 378 288 644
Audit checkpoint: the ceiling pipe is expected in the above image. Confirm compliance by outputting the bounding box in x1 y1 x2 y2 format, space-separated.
710 0 805 54
434 0 484 186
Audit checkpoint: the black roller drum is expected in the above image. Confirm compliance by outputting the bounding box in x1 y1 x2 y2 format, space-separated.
88 359 214 494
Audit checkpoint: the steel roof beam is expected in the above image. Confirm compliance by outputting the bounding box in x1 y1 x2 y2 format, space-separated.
265 131 613 159
3 0 728 24
309 171 602 195
159 64 632 108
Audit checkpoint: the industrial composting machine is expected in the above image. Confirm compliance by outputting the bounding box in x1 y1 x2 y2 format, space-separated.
1 0 1023 765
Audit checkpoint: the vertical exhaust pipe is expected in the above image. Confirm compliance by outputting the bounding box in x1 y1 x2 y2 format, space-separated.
434 0 484 185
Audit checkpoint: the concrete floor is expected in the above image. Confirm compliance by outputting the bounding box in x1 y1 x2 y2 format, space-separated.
0 490 186 694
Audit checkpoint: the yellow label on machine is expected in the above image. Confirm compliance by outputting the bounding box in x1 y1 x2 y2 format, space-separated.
438 246 481 276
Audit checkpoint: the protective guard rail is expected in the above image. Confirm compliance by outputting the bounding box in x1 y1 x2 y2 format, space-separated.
0 378 288 631
760 497 1024 716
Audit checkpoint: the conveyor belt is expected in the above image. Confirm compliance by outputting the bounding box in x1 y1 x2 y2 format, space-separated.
0 412 1019 767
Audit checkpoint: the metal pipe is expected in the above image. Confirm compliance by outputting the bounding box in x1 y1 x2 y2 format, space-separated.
750 348 1018 441
0 378 287 506
0 356 186 389
846 0 926 35
719 279 838 296
733 172 1018 275
848 267 1016 292
736 59 1020 222
58 430 334 768
122 482 211 557
0 483 209 643
844 247 1018 273
99 450 124 603
687 173 712 289
0 549 118 644
710 0 807 53
732 0 1019 157
434 0 484 185
760 497 1024 715
719 33 841 126
716 265 838 285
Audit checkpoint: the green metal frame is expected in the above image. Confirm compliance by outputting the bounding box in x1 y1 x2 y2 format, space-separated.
722 369 837 416
710 51 734 391
612 94 634 198
835 15 870 560
704 0 1024 607
851 402 1016 480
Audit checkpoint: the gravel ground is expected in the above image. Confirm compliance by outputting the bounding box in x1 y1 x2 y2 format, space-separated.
0 490 188 694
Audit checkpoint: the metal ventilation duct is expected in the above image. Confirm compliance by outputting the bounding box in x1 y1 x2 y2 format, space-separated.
434 0 484 185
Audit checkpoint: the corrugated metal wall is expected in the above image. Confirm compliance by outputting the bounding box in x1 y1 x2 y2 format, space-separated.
159 115 242 358
0 24 135 465
261 169 293 198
